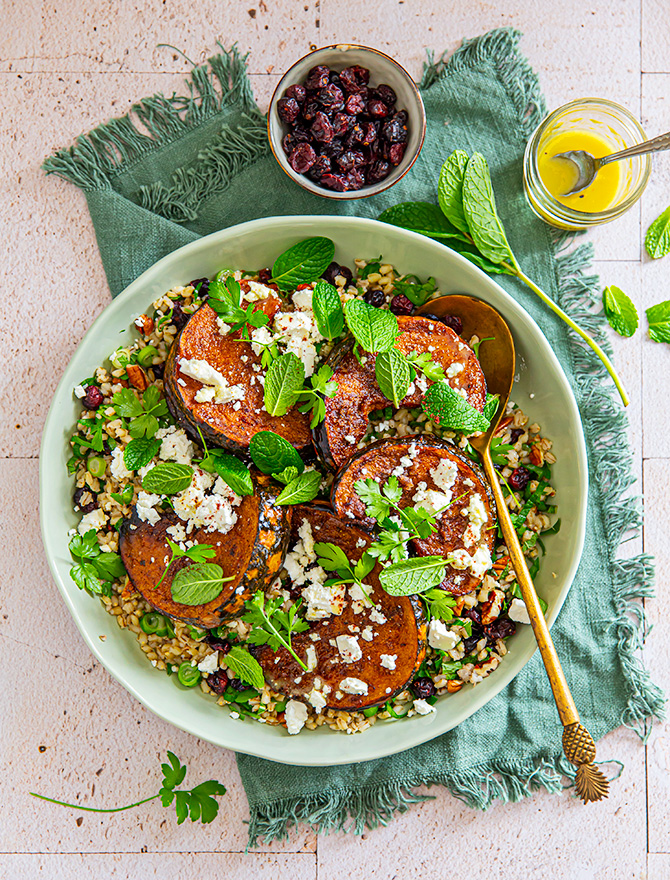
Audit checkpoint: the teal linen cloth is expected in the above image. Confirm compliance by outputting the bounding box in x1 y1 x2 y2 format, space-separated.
45 28 663 844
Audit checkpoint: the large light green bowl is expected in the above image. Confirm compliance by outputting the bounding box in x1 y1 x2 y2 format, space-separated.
40 216 587 766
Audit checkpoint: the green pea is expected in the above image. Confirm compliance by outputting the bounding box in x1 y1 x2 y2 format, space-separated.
87 456 107 478
177 662 201 688
136 345 158 367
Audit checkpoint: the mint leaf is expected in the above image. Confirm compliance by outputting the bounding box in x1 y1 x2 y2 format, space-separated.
271 237 335 291
275 470 321 505
437 150 470 235
171 562 229 605
142 462 194 495
264 352 305 417
422 382 489 433
224 646 265 690
602 285 639 338
123 437 162 471
272 465 299 485
646 299 670 343
378 202 466 240
249 430 304 475
374 348 411 407
645 206 670 260
483 393 500 422
312 280 345 339
207 451 253 496
344 299 398 353
461 153 516 267
444 239 511 275
379 556 447 596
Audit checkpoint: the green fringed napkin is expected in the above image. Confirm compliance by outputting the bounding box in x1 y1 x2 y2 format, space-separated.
45 28 664 846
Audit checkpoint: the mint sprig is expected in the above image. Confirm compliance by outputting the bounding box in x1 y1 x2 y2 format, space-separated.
171 562 232 606
224 645 265 690
271 237 335 291
263 352 304 417
275 470 321 505
312 280 345 339
242 591 310 671
374 348 412 407
155 539 216 590
249 430 305 475
142 462 194 495
422 382 490 434
379 556 448 596
602 285 639 338
344 299 399 353
30 752 226 826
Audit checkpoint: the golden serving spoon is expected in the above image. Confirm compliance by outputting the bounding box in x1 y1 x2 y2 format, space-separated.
418 295 609 803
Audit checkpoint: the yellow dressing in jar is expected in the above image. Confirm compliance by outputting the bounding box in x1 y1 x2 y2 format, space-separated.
537 131 621 213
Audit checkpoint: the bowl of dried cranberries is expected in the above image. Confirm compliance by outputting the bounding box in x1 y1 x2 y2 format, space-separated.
268 44 426 199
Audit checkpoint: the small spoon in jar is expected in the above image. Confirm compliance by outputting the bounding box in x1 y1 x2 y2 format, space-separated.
417 294 610 803
554 129 670 195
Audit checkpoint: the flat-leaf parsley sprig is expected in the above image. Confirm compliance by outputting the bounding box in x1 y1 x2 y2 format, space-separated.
68 530 126 597
30 752 226 825
242 590 310 671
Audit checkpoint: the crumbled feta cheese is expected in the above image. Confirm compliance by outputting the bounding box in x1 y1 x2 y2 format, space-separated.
445 362 464 379
307 687 327 713
156 425 194 465
508 597 531 624
413 488 453 517
216 318 232 336
428 619 459 651
348 583 373 606
273 310 324 377
178 358 245 404
302 581 346 620
430 458 458 494
166 523 187 542
462 492 488 548
77 509 108 535
284 699 308 735
413 699 436 715
172 466 240 534
110 446 132 481
74 384 87 399
241 280 275 302
369 607 387 625
450 545 492 579
336 635 362 663
361 626 374 642
306 645 318 672
380 653 397 670
250 325 274 356
292 287 314 311
339 677 368 695
136 491 162 526
197 652 219 674
356 537 367 549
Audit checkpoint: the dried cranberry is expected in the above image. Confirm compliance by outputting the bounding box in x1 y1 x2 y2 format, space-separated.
363 287 385 307
376 83 397 105
484 617 516 642
344 93 366 114
282 131 306 155
345 124 364 147
257 267 272 283
463 634 483 655
171 302 189 330
318 84 344 113
311 111 334 144
151 361 165 379
322 262 353 286
346 169 365 190
320 173 349 191
337 150 365 171
439 314 463 335
277 96 300 124
205 634 232 653
189 277 210 299
288 143 317 173
390 294 414 316
331 113 351 137
510 427 525 443
329 70 342 86
228 677 249 692
321 139 344 160
82 385 104 410
301 101 319 122
360 122 378 146
411 677 436 699
367 99 390 118
338 67 360 93
308 154 331 180
206 670 229 695
388 143 406 166
382 116 408 144
305 65 330 90
366 159 390 183
285 83 306 103
350 65 370 84
73 486 97 514
508 467 532 491
461 607 482 626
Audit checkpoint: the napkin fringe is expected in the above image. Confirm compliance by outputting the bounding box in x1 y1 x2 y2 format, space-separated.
42 45 258 191
552 232 665 738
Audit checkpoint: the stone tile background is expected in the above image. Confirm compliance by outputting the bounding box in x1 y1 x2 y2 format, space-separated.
1 0 668 877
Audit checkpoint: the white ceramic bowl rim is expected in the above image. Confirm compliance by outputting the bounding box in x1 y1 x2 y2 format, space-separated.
40 216 588 766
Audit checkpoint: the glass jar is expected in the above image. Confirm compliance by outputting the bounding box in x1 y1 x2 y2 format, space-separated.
523 98 651 230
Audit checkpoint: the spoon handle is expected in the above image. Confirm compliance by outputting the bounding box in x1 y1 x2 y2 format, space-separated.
479 445 609 802
599 130 670 166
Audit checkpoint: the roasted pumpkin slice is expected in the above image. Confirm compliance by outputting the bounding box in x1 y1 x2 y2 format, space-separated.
331 436 496 596
313 315 487 470
252 504 427 711
119 475 291 628
164 300 312 454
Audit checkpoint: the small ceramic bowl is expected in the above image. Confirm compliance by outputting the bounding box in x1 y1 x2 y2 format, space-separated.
267 44 426 200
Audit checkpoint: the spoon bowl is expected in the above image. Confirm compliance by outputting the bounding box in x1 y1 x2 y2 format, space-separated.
418 294 610 803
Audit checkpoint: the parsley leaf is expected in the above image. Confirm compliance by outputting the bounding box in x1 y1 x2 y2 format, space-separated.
405 349 446 382
422 588 457 622
112 386 168 439
392 275 438 307
68 530 125 597
242 591 310 670
296 365 338 427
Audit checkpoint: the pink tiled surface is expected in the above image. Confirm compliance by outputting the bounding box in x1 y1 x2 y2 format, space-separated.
2 2 668 877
